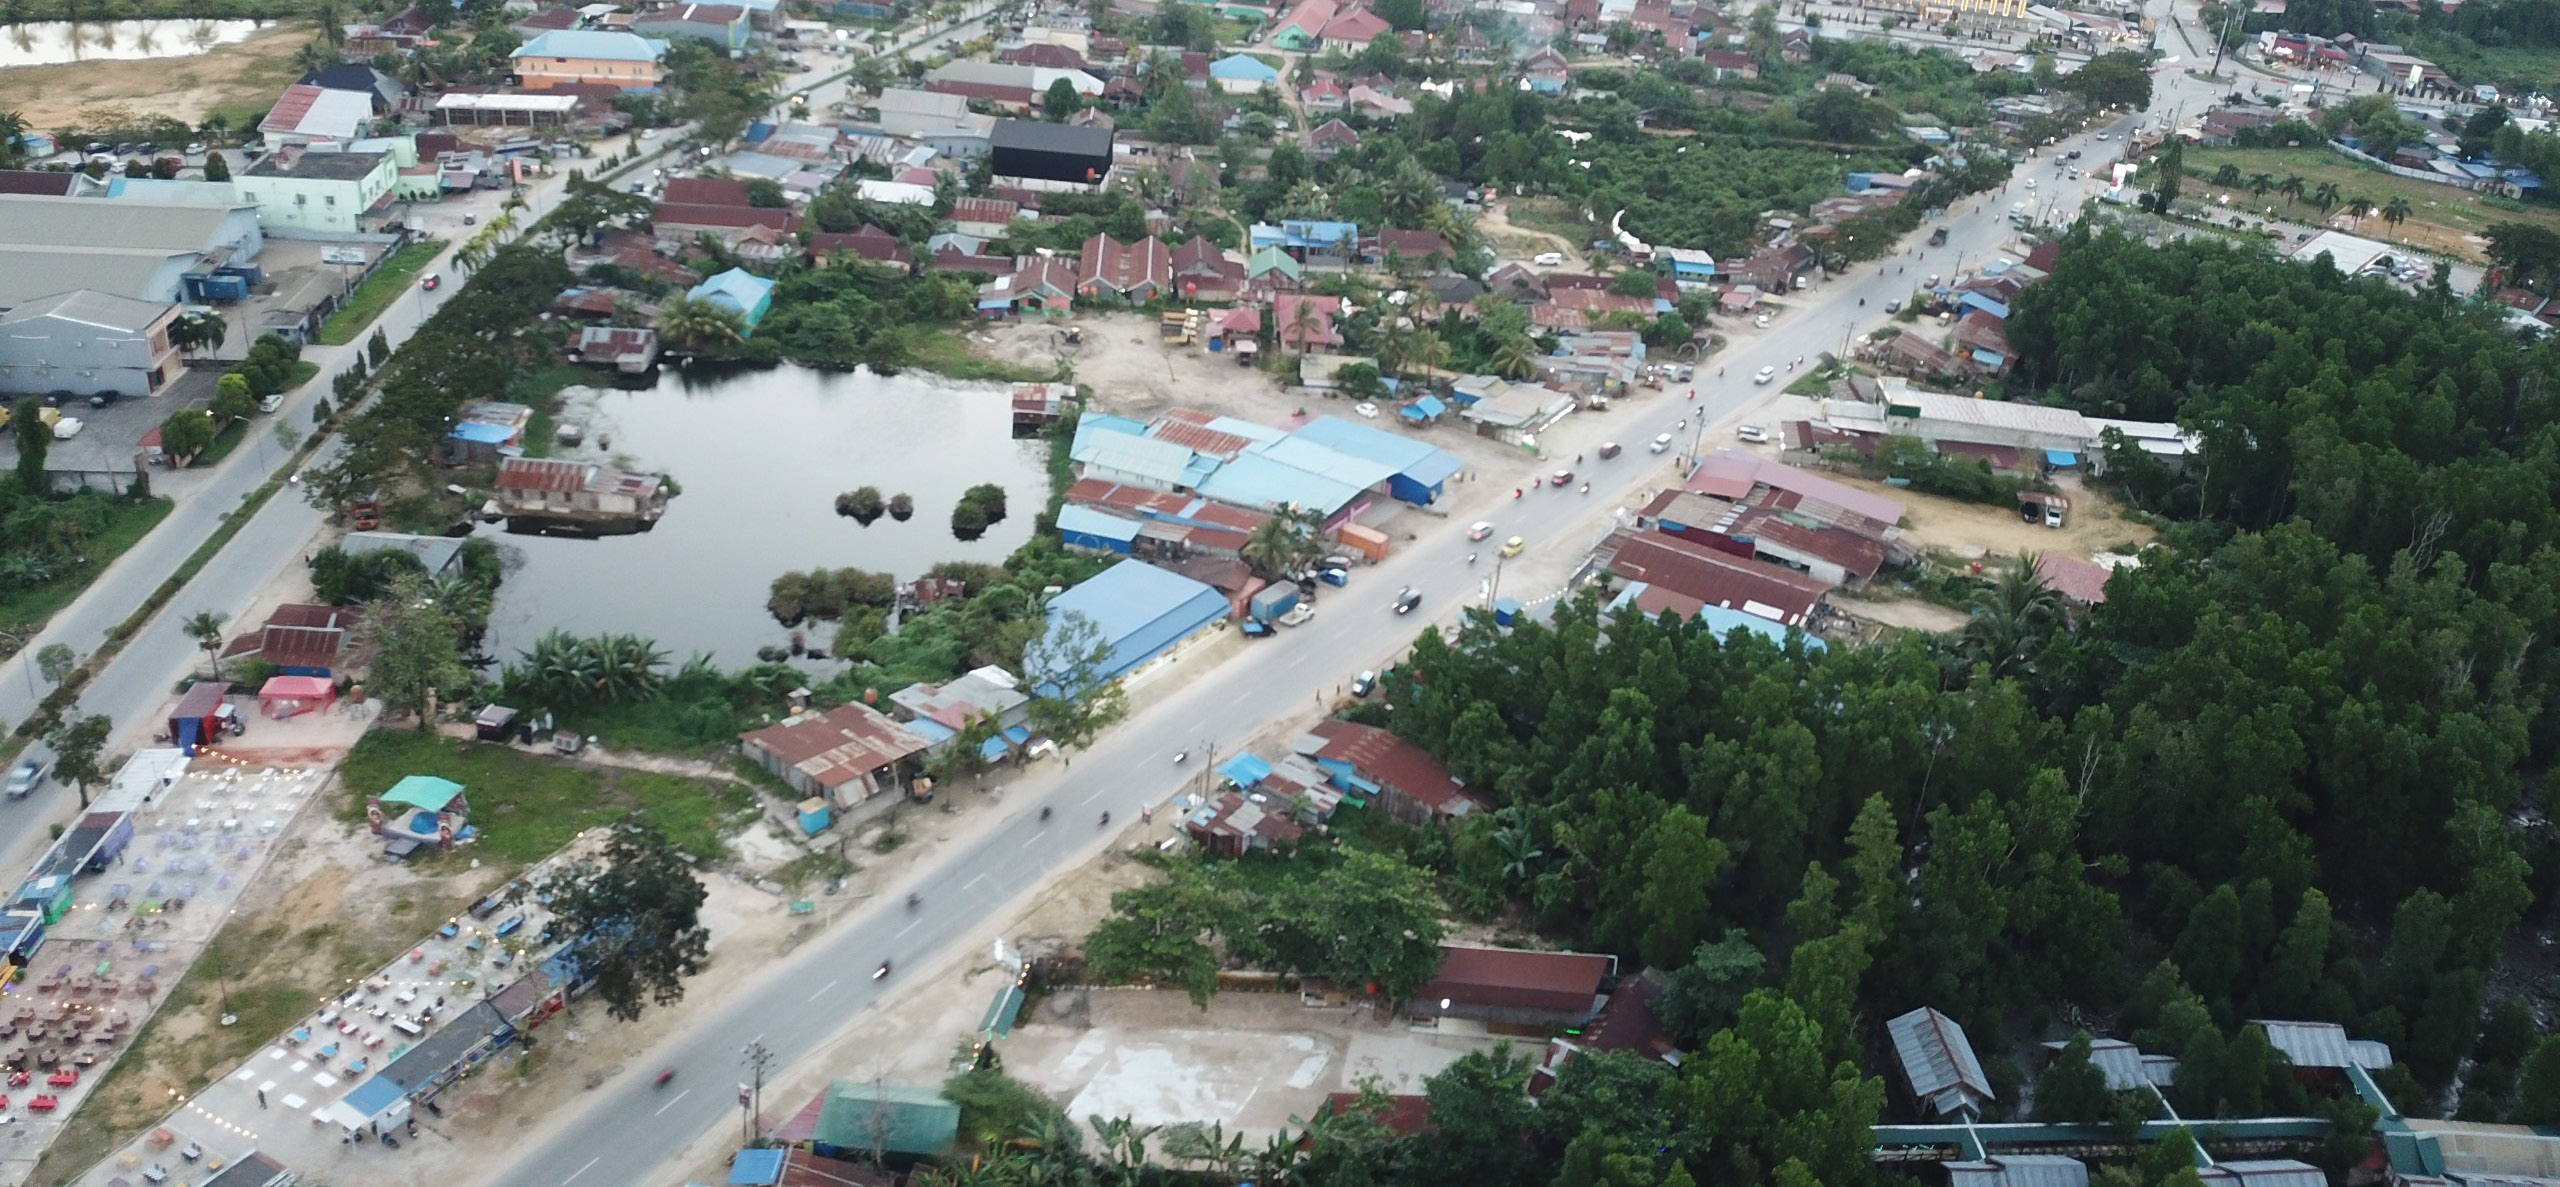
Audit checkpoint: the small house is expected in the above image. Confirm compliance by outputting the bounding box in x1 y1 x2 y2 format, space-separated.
493 458 668 536
1886 1006 1995 1119
739 701 933 807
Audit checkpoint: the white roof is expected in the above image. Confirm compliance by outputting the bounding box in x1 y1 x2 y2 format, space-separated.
0 288 170 332
262 85 375 140
1889 387 2093 439
436 92 581 113
2290 229 2399 275
856 180 935 206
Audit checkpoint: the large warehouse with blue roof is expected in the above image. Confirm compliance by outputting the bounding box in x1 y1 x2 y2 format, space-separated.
1030 560 1231 695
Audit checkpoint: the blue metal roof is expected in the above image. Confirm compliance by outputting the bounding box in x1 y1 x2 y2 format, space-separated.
1220 752 1272 786
1033 562 1229 692
449 422 512 443
729 1148 786 1185
1072 431 1202 489
1400 394 1447 420
1196 450 1367 515
1289 414 1440 469
1253 434 1399 489
1210 52 1279 79
1958 293 2011 319
341 1073 407 1118
1057 504 1141 543
514 30 669 61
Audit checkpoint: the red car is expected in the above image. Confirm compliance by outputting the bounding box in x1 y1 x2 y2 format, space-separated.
1550 470 1573 487
420 273 442 291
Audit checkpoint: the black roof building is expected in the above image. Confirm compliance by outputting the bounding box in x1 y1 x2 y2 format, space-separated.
989 119 1112 186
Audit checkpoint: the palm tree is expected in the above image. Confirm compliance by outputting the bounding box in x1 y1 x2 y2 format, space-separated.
0 109 27 168
2212 163 2242 187
1492 333 1541 380
1380 160 1439 228
2344 195 2376 225
1285 296 1323 359
2383 196 2413 230
2309 180 2340 212
1959 551 2065 679
2247 172 2276 200
2277 174 2306 205
1240 510 1322 579
655 294 746 353
292 38 336 75
181 610 227 680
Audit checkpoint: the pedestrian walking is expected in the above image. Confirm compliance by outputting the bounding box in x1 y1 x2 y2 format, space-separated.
257 1089 267 1109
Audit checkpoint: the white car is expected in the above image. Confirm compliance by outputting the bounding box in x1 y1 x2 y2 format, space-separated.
1753 313 1773 328
1532 251 1564 267
2025 177 2037 188
1467 521 1495 541
51 416 83 439
1353 402 1380 419
1753 366 1776 385
1736 424 1769 443
1650 433 1673 453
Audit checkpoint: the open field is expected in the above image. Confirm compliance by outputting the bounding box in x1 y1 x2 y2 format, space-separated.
332 729 760 865
2185 146 2560 260
0 496 172 637
0 21 306 131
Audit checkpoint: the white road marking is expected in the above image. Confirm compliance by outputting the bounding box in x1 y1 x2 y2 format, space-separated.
1020 834 1042 849
897 918 922 938
806 980 837 1003
653 1089 690 1116
565 1156 601 1183
1082 786 1107 805
964 873 988 890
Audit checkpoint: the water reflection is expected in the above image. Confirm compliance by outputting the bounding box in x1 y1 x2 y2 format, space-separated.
484 364 1048 669
0 18 260 67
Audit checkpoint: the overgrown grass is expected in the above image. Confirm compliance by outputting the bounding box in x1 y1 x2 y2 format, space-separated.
313 241 448 346
511 364 590 460
906 328 1065 382
2186 146 2560 246
334 729 757 863
0 495 172 634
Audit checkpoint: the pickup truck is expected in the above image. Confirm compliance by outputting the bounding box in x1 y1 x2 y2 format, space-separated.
1928 226 1950 246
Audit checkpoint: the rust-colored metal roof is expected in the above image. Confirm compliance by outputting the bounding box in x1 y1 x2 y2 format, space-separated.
1414 945 1613 1015
1306 719 1476 813
496 458 590 493
740 702 929 792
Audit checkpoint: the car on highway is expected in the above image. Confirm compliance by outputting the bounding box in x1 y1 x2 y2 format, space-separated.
1885 299 1903 314
1392 588 1422 615
1754 366 1776 384
1736 424 1769 443
2066 149 2083 159
1598 441 1621 459
1351 669 1378 697
4 759 44 799
1500 535 1526 558
420 273 442 290
1550 469 1572 486
1467 521 1495 541
1650 433 1673 453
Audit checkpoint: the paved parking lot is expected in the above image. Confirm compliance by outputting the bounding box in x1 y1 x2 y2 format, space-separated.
0 369 214 476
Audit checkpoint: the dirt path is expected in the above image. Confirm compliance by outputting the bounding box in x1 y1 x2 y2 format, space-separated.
1476 200 1582 266
0 22 305 130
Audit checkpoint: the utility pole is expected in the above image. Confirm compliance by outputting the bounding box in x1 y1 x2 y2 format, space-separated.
741 1040 775 1145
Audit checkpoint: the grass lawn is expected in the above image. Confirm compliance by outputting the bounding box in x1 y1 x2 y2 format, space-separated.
908 327 1065 382
510 364 591 460
313 241 447 346
334 729 759 864
0 494 172 635
2185 146 2560 257
1502 197 1603 250
2406 36 2560 92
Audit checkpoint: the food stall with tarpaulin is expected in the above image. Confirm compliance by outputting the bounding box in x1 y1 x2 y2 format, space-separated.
365 776 473 853
257 675 337 719
165 681 231 754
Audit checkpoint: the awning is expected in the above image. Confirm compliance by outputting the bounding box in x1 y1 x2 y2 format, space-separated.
258 675 335 702
978 982 1026 1038
2044 449 2078 467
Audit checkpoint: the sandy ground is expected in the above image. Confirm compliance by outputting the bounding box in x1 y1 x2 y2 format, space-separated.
0 22 305 131
1475 200 1584 268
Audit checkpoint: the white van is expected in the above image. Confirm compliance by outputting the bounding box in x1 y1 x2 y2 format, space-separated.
1532 251 1564 267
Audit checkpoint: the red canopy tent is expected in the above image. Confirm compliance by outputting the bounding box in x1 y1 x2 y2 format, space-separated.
257 674 336 719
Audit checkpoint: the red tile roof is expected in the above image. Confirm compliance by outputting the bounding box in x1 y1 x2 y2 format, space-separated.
1079 233 1172 296
660 176 752 205
1415 945 1613 1015
809 229 914 269
2036 554 2112 604
949 196 1019 225
651 202 802 232
1320 1093 1431 1136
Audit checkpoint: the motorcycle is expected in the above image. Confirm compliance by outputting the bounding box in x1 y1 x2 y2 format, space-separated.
1173 750 1189 765
655 1068 675 1088
1466 553 1477 566
1039 806 1051 822
1098 812 1111 828
906 893 920 910
1578 483 1590 494
873 961 892 980
1512 488 1522 499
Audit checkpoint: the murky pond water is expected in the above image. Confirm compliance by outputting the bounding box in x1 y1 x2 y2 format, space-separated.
0 19 265 68
483 364 1047 668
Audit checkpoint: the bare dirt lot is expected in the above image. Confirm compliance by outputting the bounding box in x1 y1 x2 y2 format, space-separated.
0 22 304 131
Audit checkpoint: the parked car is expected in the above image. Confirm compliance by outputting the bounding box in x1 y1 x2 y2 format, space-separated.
1317 567 1349 587
52 417 83 439
1650 433 1674 453
1885 299 1903 314
184 142 205 155
1532 251 1563 266
4 760 45 799
1754 366 1776 385
1736 424 1769 444
1278 602 1316 627
1500 535 1526 558
1467 521 1494 541
258 393 283 414
1351 669 1377 697
2044 503 2066 528
1753 313 1772 328
1240 618 1273 638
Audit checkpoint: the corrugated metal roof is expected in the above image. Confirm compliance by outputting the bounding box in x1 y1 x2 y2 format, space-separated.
2252 1020 2359 1070
1056 504 1140 543
1887 1007 1994 1117
2209 1160 2327 1187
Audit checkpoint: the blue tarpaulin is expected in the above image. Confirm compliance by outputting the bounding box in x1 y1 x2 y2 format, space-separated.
448 422 511 444
2044 449 2078 468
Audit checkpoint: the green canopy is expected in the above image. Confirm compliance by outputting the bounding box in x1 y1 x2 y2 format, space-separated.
382 775 465 812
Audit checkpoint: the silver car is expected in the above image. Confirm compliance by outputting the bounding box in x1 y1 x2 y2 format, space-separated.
5 759 45 799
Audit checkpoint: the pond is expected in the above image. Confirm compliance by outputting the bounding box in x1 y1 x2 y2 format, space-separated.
0 19 266 68
482 364 1048 669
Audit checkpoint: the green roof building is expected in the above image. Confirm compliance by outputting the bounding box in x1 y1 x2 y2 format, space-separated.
813 1082 961 1158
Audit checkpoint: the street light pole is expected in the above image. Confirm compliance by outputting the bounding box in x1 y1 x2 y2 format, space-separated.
741 1040 774 1145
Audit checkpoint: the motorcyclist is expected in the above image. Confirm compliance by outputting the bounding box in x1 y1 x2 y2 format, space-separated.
1099 812 1111 827
1466 553 1477 565
1039 806 1051 822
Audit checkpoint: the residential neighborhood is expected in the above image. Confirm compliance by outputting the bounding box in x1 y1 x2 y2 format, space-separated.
0 0 2553 1183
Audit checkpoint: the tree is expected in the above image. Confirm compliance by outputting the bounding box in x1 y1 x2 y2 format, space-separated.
1408 1046 1537 1187
2036 1032 2116 1122
1240 507 1324 579
45 714 112 809
202 150 230 182
1265 850 1447 1004
2063 51 2154 110
210 374 256 426
2513 1035 2560 1126
1632 806 1727 968
181 610 228 680
35 644 76 689
745 177 786 207
2382 197 2412 229
1044 77 1083 121
368 327 391 367
358 573 468 729
532 817 711 1023
1022 610 1128 751
2484 221 2560 285
158 409 216 466
13 396 47 494
0 109 26 168
1653 935 1764 1045
2153 138 2183 209
1959 552 2065 678
655 293 747 353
